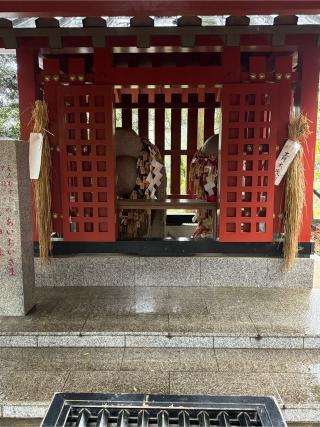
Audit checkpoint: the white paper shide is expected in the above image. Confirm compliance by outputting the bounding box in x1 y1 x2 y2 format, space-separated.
275 139 301 185
29 132 43 179
145 149 163 199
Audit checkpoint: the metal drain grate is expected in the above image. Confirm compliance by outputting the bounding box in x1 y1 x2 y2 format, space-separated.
41 394 287 427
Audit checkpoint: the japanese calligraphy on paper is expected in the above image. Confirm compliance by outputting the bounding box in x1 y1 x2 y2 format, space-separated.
275 139 301 185
29 132 43 179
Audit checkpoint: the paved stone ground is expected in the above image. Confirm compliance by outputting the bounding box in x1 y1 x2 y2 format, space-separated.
0 287 320 349
0 260 318 425
314 255 320 288
0 347 320 423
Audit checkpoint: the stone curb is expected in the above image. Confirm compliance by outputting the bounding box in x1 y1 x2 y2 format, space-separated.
2 403 320 424
0 333 319 349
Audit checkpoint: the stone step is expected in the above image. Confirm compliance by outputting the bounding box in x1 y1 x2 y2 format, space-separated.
1 286 320 350
1 333 320 350
0 347 320 424
35 255 316 288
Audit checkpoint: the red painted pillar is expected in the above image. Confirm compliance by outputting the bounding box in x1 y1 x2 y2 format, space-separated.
299 43 320 241
16 47 39 141
273 56 293 235
93 47 117 241
43 58 63 235
16 47 40 240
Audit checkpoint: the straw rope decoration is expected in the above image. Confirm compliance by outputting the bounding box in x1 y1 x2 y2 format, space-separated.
283 113 310 270
30 100 52 264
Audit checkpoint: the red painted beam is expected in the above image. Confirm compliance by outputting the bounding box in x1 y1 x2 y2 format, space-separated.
1 1 320 17
94 66 239 85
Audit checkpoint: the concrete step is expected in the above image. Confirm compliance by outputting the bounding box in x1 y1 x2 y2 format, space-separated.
0 347 320 424
1 287 320 349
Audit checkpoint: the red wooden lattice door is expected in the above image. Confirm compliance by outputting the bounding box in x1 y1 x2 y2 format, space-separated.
219 84 278 242
57 85 116 241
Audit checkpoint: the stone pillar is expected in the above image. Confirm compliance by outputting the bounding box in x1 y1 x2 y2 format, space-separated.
0 139 34 315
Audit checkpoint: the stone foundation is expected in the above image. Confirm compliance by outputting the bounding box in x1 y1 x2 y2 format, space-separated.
35 255 315 288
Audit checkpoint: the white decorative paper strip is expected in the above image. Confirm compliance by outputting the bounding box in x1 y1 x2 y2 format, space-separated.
150 187 156 199
146 172 153 184
29 132 43 179
147 179 154 192
204 182 214 195
275 139 301 185
146 150 163 199
153 173 163 187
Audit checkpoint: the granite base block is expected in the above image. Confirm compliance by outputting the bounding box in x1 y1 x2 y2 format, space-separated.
0 140 35 315
0 332 316 349
135 257 201 287
200 256 314 288
250 337 303 349
35 256 315 288
125 335 213 348
35 255 135 287
37 335 125 347
303 337 320 349
283 407 320 423
0 335 37 347
267 257 315 288
213 336 304 349
213 337 252 349
2 405 47 419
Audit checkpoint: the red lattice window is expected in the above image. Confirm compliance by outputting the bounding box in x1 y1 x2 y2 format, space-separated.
219 84 278 242
58 85 116 241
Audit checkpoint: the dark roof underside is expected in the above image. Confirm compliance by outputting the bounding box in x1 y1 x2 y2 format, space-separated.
1 1 320 18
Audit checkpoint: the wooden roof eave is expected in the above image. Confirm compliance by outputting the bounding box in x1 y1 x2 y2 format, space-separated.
1 24 320 50
1 1 320 18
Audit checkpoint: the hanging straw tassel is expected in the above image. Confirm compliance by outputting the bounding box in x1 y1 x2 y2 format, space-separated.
30 100 52 264
283 113 310 271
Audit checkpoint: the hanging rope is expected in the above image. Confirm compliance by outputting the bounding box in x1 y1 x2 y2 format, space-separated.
282 113 310 270
30 100 52 264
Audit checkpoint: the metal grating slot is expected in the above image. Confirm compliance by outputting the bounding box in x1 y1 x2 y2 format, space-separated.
178 411 190 427
138 410 150 427
158 411 169 427
75 408 90 427
198 411 210 427
217 411 230 426
41 393 287 427
97 409 109 427
238 411 252 427
118 410 129 427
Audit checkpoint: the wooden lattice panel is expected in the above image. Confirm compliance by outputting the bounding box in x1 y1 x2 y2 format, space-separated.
58 85 116 241
219 84 278 242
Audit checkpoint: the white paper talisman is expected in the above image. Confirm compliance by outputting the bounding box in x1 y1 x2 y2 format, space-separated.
274 139 301 185
29 132 43 179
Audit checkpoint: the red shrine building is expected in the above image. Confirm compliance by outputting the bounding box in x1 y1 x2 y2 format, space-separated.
0 1 319 283
0 4 320 425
